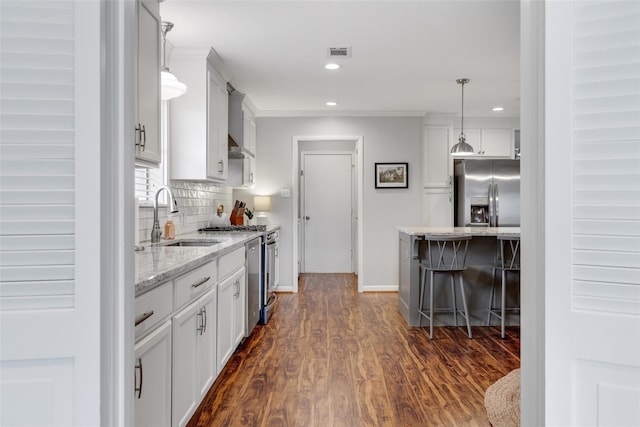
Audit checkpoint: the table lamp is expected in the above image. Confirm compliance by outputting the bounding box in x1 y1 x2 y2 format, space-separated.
254 196 272 225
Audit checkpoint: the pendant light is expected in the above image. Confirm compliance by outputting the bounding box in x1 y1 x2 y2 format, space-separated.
160 21 187 100
450 78 474 155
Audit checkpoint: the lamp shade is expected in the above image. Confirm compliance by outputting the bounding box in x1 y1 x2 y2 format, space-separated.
450 135 475 155
253 196 272 212
161 70 187 100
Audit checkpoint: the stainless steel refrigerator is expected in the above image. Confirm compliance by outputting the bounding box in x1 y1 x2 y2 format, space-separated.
454 159 520 227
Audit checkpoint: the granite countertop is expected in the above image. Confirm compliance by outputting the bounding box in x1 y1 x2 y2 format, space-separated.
135 230 263 296
397 226 520 237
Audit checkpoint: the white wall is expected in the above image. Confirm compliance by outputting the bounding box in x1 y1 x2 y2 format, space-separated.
243 116 423 291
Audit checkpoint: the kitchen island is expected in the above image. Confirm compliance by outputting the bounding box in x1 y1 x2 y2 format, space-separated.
398 226 520 327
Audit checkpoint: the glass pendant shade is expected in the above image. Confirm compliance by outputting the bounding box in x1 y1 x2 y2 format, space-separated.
161 69 187 100
160 21 186 101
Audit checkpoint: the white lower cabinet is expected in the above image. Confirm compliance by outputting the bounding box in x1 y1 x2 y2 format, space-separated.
134 320 172 427
217 267 246 374
135 246 248 427
172 287 217 427
423 189 453 226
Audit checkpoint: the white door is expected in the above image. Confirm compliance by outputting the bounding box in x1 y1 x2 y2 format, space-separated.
544 1 640 425
0 2 103 425
303 153 353 273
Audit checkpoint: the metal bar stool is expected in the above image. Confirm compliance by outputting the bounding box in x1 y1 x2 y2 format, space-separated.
487 234 520 338
418 234 473 339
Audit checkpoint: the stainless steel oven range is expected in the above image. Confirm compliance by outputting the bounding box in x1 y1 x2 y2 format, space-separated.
262 229 279 324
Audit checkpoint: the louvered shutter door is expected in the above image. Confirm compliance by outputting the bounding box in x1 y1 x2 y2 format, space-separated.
0 1 102 425
546 1 640 425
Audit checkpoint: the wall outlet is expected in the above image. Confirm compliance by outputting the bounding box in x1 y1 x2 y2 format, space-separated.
280 188 291 198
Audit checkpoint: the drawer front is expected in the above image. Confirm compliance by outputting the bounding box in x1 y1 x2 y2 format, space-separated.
175 260 217 309
218 247 245 281
135 281 173 340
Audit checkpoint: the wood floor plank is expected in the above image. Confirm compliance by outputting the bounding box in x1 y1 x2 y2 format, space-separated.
188 273 520 427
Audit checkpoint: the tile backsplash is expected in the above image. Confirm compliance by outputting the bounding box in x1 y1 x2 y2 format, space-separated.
138 181 233 243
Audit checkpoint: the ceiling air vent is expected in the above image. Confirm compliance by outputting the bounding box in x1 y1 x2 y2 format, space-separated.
328 47 351 58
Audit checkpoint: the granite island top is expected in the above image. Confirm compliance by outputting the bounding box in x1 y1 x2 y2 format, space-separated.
135 224 280 296
397 226 520 237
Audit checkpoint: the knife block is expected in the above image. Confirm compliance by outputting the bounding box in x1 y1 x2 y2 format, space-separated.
230 208 245 225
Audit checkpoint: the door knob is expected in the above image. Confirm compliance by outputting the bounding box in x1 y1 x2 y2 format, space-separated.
305 216 310 220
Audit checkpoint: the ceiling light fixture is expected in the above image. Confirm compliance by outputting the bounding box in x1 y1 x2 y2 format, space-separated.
160 21 187 101
492 106 505 112
325 63 341 70
326 101 338 106
450 78 475 156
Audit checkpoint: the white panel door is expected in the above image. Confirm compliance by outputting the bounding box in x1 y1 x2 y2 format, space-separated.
546 1 640 425
0 1 102 425
303 153 353 273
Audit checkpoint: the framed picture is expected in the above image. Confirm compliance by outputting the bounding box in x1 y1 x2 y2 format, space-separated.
375 162 409 188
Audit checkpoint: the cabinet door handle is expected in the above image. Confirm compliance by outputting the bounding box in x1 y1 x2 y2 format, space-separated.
140 124 146 150
249 172 254 183
448 176 452 186
135 123 142 147
202 307 207 333
234 279 240 297
192 276 211 289
135 357 143 399
449 192 452 203
218 160 224 174
134 310 154 327
197 309 204 335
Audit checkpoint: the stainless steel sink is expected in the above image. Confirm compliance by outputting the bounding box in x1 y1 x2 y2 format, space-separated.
163 240 222 247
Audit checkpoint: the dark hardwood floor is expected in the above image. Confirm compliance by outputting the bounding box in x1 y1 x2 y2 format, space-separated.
189 273 520 427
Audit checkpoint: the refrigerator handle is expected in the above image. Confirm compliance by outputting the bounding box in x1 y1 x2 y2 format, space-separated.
493 183 499 227
488 184 494 227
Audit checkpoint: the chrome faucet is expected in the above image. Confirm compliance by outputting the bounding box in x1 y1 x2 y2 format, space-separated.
151 186 179 243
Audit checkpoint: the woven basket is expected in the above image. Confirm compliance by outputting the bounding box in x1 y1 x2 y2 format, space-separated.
485 368 520 427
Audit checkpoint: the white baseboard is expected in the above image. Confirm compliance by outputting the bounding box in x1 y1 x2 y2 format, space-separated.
362 284 398 292
276 284 397 293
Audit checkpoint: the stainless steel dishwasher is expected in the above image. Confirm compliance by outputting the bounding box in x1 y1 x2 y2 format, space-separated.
246 237 262 336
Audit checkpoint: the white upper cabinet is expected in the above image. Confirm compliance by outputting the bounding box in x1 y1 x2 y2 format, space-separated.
170 48 231 181
480 128 513 157
422 125 453 188
228 91 257 157
227 91 257 188
135 0 161 166
453 128 513 158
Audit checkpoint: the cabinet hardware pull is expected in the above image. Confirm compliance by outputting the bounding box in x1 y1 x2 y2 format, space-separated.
449 192 452 203
140 124 146 150
192 276 211 288
135 358 143 399
135 123 142 147
249 172 254 183
134 310 154 327
218 160 224 174
197 309 204 335
202 307 207 333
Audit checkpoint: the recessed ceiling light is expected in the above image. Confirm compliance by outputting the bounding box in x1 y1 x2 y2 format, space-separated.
492 107 505 112
325 63 341 70
326 101 338 106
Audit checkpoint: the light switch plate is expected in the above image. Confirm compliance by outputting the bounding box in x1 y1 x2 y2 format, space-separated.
280 188 291 198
